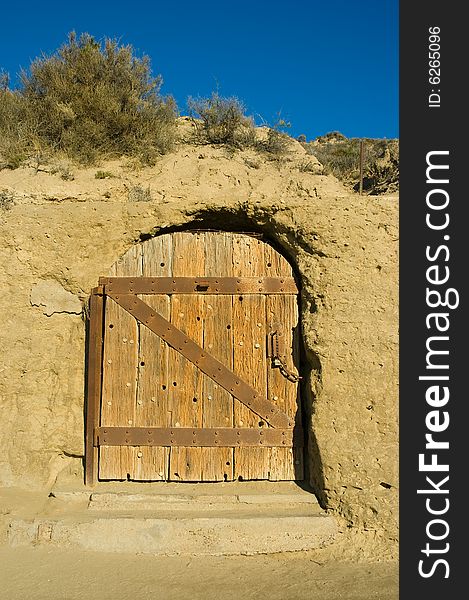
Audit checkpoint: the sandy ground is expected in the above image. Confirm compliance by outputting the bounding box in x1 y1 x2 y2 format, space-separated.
0 547 397 600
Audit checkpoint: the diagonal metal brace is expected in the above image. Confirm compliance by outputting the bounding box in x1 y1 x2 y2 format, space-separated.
107 293 292 429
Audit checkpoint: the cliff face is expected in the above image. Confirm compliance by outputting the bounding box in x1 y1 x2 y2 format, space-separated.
0 134 398 557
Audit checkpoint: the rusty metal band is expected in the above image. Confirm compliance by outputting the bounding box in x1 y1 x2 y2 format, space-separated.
95 427 303 447
99 277 298 295
107 293 292 429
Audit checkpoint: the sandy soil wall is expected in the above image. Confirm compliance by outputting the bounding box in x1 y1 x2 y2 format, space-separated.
0 141 398 556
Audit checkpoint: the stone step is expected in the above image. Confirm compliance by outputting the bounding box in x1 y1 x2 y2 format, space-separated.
86 491 319 512
4 483 338 555
8 512 337 556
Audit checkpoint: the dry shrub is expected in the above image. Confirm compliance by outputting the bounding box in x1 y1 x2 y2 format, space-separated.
0 188 14 211
256 118 292 157
187 92 255 148
306 134 399 193
0 33 177 168
127 184 152 202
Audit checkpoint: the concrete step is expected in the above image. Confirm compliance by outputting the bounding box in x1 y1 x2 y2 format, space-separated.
4 482 338 556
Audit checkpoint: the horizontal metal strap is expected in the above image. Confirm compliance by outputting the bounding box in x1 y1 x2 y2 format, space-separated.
108 293 292 428
99 277 298 295
95 427 303 447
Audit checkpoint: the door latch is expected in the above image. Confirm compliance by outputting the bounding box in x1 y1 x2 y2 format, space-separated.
268 324 302 383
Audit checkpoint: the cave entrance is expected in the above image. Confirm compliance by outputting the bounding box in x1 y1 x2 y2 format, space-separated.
85 230 303 484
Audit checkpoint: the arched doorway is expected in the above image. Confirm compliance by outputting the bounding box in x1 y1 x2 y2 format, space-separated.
85 231 303 484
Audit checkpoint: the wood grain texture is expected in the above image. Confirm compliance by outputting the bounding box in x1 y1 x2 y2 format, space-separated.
265 245 303 480
168 232 205 481
133 236 172 480
99 246 141 479
200 232 233 481
232 235 270 480
97 232 302 482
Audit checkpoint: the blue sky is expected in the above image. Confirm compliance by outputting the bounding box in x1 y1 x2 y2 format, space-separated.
0 0 398 140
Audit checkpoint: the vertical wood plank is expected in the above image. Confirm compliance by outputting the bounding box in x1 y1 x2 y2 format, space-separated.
99 246 141 480
85 289 104 486
200 232 234 481
168 232 205 481
265 246 304 480
232 235 270 480
133 235 173 480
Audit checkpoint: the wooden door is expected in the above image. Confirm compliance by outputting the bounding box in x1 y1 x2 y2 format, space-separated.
85 232 303 483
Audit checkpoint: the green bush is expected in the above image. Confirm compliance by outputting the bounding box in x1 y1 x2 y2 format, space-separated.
0 32 177 167
187 92 255 148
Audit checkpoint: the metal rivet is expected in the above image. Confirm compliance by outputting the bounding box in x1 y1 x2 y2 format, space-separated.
128 420 132 425
107 401 112 406
254 343 260 349
137 451 143 458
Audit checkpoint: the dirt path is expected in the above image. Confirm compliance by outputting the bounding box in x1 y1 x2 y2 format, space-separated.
0 547 397 600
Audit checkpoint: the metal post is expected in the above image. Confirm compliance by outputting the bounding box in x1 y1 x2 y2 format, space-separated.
359 139 365 195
